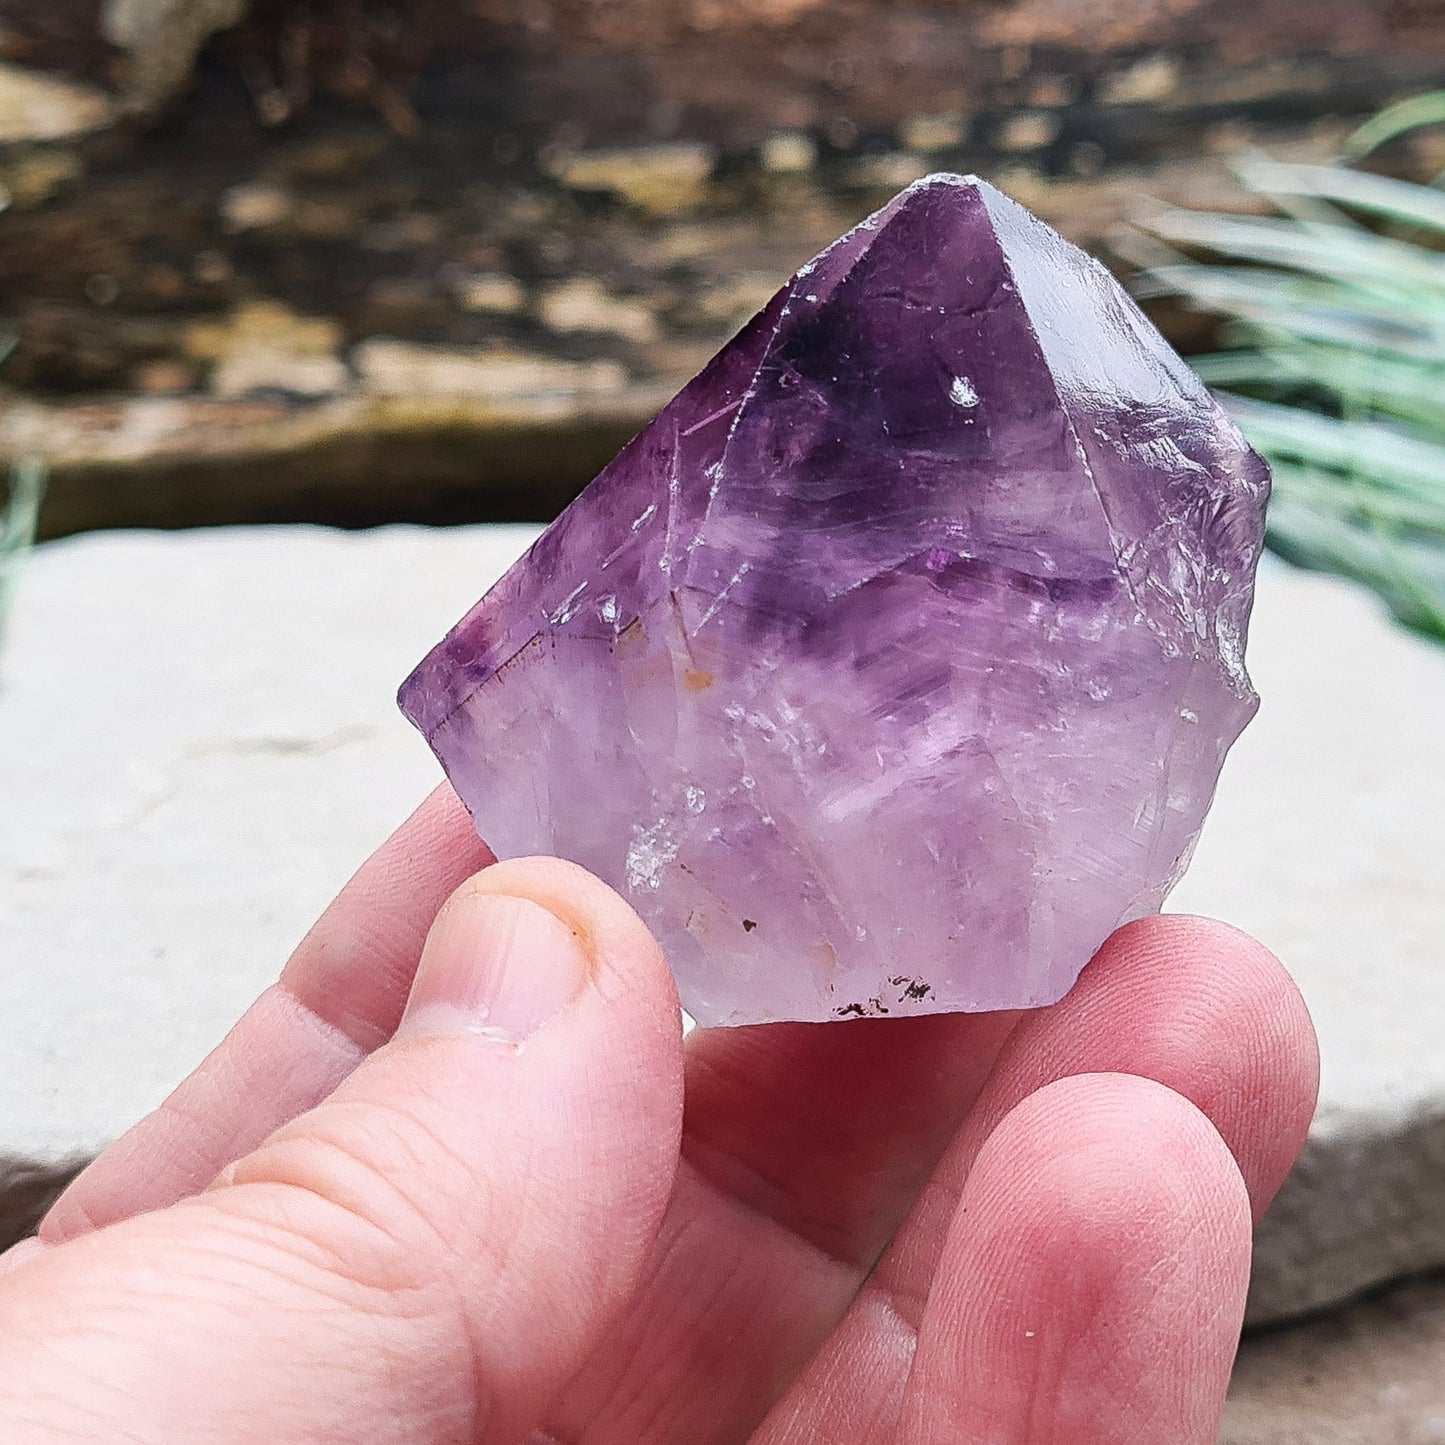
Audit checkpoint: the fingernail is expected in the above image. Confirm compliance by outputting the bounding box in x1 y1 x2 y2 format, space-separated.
399 887 590 1041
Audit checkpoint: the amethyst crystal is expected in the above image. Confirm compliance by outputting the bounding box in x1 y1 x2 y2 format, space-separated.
400 175 1268 1027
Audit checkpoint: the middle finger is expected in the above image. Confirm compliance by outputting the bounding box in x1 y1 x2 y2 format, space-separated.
753 914 1317 1445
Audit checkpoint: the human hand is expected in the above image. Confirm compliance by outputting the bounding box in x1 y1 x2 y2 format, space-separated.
0 785 1318 1443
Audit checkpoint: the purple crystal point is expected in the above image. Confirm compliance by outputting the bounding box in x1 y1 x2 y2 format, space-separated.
400 174 1268 1027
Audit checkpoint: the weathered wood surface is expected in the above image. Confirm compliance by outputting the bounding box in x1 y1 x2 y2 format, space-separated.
1 0 1442 534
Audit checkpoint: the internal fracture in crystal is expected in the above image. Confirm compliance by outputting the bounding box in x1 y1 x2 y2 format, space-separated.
400 174 1269 1027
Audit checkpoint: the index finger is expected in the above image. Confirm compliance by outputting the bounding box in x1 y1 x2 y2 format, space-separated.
42 784 491 1243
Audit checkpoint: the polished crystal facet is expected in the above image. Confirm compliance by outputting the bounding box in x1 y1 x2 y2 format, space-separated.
400 174 1269 1027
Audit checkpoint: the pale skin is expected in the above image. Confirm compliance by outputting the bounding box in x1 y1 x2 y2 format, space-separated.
0 784 1318 1444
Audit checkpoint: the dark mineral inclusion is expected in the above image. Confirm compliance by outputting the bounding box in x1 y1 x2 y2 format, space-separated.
401 174 1270 1027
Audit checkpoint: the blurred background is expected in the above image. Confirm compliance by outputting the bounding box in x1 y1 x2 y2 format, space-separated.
1 3 1443 1440
0 0 1440 556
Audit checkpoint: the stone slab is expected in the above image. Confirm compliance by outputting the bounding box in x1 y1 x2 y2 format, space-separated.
1225 1272 1445 1445
0 524 538 1164
1 525 1443 1329
1169 562 1445 1324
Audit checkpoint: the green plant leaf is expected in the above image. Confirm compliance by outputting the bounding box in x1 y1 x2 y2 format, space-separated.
1344 90 1445 160
0 458 46 659
1236 157 1445 235
1267 487 1445 642
1141 261 1444 353
1192 344 1445 431
1147 208 1445 298
1137 98 1445 646
1222 396 1445 504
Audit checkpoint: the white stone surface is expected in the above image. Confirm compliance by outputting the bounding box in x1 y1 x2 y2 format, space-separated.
1170 560 1445 1324
1 526 1442 1326
0 524 538 1162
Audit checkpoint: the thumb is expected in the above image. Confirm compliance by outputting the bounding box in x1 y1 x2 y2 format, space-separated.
0 858 685 1445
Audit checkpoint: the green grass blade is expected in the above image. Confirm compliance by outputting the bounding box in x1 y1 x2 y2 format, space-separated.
1147 208 1445 298
1143 261 1445 353
1345 91 1445 160
1142 94 1445 644
1194 344 1445 431
1236 158 1445 235
1268 461 1445 538
1267 485 1445 642
1223 396 1445 501
0 458 46 659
